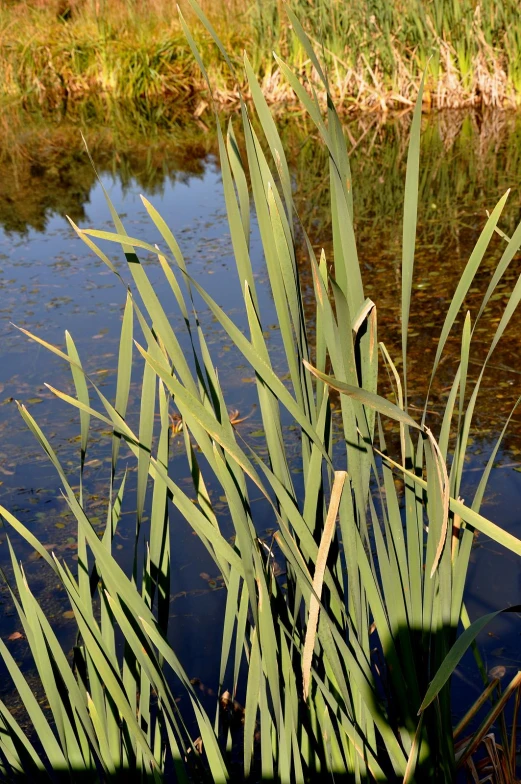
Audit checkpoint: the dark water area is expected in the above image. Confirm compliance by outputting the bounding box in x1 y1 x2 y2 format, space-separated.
1 101 521 746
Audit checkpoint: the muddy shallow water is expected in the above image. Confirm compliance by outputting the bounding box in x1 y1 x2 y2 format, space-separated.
1 101 521 740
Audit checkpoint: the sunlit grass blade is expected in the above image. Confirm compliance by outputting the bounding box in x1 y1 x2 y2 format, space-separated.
304 362 420 428
226 120 250 243
401 72 425 406
378 449 521 557
65 331 90 484
425 189 510 408
0 637 67 771
217 121 257 307
243 628 261 778
136 357 155 530
244 52 293 218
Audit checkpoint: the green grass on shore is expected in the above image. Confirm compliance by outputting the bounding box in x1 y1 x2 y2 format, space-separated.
1 0 521 110
0 0 245 104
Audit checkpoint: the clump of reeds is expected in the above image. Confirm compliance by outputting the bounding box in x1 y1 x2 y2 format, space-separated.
0 0 246 104
1 0 521 109
250 0 521 110
2 3 521 782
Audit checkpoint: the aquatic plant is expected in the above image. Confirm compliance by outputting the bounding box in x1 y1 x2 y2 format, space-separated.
2 3 521 781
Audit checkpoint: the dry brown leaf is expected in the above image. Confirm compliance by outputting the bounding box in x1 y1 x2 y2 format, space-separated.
302 471 347 701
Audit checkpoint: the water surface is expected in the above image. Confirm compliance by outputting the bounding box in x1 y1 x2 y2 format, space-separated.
1 102 521 737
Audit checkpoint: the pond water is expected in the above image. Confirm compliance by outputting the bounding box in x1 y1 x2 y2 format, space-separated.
1 102 521 743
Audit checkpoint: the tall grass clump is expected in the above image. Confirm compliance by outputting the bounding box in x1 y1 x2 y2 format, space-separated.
250 0 521 109
0 0 245 103
1 0 521 107
2 3 521 781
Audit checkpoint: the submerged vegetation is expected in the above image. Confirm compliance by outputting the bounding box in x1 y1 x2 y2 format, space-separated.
2 3 521 782
1 0 521 109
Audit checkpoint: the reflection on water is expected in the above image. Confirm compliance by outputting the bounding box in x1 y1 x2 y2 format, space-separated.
1 101 521 723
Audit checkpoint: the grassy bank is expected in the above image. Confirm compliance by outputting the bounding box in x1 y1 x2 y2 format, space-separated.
1 0 521 110
0 0 243 105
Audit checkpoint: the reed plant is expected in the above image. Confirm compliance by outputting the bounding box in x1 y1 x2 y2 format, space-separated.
2 3 521 781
